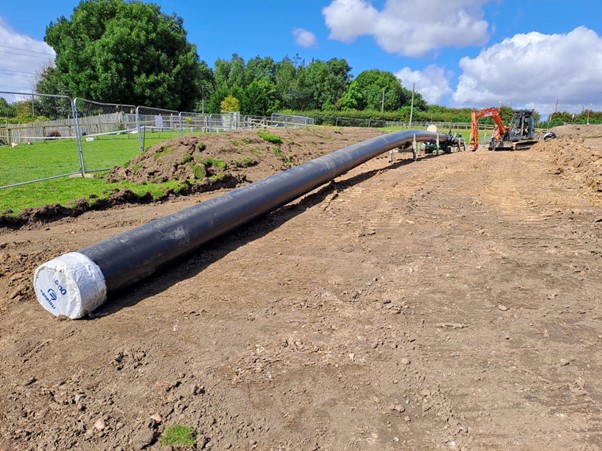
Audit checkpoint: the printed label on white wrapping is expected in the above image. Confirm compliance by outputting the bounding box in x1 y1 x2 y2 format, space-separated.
34 252 107 319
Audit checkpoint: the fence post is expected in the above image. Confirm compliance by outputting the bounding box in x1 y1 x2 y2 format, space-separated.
178 112 183 137
136 106 143 153
72 98 86 176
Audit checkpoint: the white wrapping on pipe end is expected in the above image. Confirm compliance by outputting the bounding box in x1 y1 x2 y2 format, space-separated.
33 252 107 319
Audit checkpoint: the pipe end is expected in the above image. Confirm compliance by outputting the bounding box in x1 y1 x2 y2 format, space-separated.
33 252 107 319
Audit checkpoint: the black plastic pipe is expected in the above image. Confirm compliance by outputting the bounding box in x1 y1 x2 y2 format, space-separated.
34 130 447 318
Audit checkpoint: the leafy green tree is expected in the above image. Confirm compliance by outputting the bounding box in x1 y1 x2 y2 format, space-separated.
241 79 276 116
213 54 246 91
35 66 73 119
273 56 303 110
0 97 15 117
220 95 240 113
344 70 408 112
208 85 244 114
195 60 215 113
44 0 200 110
244 56 276 86
298 58 352 110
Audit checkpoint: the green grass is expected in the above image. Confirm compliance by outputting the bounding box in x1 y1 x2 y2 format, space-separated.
257 130 283 144
0 130 187 216
199 157 227 170
0 130 182 187
160 424 196 448
0 175 185 215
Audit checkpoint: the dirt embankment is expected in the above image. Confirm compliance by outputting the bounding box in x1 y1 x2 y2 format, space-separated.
538 124 602 194
107 128 387 186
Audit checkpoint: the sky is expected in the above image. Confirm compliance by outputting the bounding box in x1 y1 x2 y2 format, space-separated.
1 0 601 118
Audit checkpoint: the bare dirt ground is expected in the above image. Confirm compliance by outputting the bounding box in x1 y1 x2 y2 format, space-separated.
1 125 601 450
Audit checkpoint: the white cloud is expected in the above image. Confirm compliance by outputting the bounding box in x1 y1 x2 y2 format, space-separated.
292 28 318 48
452 26 602 116
323 0 490 57
0 17 55 97
395 65 453 104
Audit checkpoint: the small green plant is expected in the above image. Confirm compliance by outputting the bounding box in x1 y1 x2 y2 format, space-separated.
153 145 172 160
248 146 261 157
130 163 142 172
190 163 206 179
200 157 227 170
180 154 194 164
160 424 196 447
273 146 283 158
258 131 283 144
232 157 258 168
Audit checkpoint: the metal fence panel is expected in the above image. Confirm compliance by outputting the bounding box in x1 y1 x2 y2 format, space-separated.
135 106 180 153
179 112 209 136
0 91 82 189
1 92 315 190
207 112 238 133
74 98 137 173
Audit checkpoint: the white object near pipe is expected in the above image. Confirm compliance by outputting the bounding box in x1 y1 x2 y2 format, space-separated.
33 252 107 319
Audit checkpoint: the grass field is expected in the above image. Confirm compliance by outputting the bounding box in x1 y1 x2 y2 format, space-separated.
0 130 183 216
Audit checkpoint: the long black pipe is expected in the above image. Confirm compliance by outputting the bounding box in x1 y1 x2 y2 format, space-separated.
34 130 447 318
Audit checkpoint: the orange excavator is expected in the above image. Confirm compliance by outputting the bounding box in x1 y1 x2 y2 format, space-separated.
470 108 538 151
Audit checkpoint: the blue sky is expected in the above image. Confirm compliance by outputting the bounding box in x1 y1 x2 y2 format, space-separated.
1 0 601 117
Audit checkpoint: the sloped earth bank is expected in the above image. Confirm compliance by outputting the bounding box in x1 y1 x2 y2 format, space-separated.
1 126 601 450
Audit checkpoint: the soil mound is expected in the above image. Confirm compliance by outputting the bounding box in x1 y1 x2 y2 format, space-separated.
106 127 386 186
532 134 602 194
549 123 602 139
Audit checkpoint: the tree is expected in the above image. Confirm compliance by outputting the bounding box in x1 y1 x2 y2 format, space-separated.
298 58 352 110
273 56 303 110
35 66 73 119
44 0 200 110
220 95 240 113
195 60 215 113
343 70 406 112
0 97 15 117
213 54 246 91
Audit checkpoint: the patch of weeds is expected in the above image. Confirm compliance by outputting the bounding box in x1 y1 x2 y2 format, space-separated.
230 139 242 146
273 146 283 158
200 157 227 170
241 137 254 144
258 131 283 144
130 163 142 172
248 146 261 157
160 424 196 448
180 154 194 165
284 156 295 168
233 157 258 168
153 145 172 160
189 163 206 179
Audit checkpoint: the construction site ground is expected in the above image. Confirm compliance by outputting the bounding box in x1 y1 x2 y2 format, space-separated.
1 125 601 450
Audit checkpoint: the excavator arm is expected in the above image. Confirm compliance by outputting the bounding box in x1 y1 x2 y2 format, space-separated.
470 107 507 151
